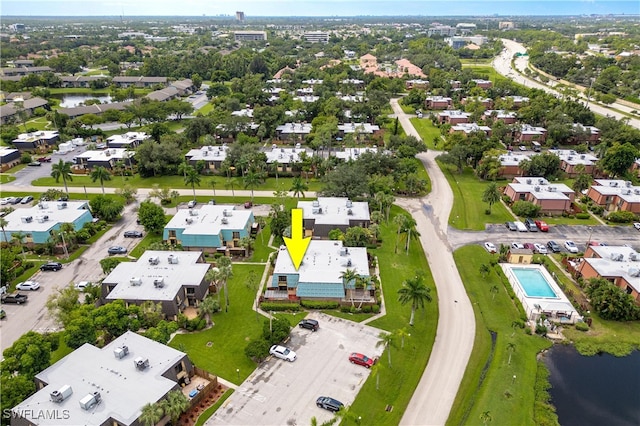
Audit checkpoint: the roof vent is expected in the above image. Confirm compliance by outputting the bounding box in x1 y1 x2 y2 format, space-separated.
629 268 640 277
346 199 353 208
38 202 48 209
223 209 232 217
610 253 624 262
347 209 353 215
622 189 631 195
154 278 164 288
625 181 632 187
114 345 129 359
629 253 638 261
346 258 352 267
50 385 73 403
79 392 101 410
168 254 179 264
339 247 348 256
134 357 149 370
534 186 540 192
130 277 142 286
526 179 532 184
185 217 193 224
189 209 198 216
149 256 159 265
57 202 67 209
221 217 229 224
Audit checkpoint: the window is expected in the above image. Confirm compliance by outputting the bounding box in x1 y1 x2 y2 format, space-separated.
169 230 176 238
232 231 240 239
278 276 287 283
186 287 195 295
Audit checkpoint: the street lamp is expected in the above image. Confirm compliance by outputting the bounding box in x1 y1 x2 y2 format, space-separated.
236 368 240 381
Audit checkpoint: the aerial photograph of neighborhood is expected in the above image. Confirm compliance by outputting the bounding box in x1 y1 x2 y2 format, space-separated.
1 0 639 425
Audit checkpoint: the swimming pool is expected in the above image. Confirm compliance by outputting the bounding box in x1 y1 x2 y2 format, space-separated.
511 268 557 298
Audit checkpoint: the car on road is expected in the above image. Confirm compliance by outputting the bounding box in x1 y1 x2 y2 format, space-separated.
547 241 562 253
1 293 28 304
348 352 376 368
564 240 579 254
484 242 497 253
187 200 197 208
21 195 34 204
505 221 517 231
37 157 52 162
40 262 62 271
16 281 40 291
269 345 297 362
74 281 93 291
511 242 525 250
28 161 42 166
316 396 344 413
298 318 319 331
534 220 549 232
124 230 143 238
533 243 548 254
633 223 640 231
108 246 127 255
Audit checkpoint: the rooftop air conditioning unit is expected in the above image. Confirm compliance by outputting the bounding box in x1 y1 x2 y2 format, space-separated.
221 217 229 224
203 151 208 156
634 189 640 195
189 209 198 216
346 199 353 208
567 156 573 160
347 209 353 215
134 357 149 370
57 202 67 209
22 216 33 223
346 258 352 267
339 247 348 256
534 186 540 192
130 277 142 286
79 392 101 410
538 179 545 185
629 268 640 277
38 203 48 209
168 254 178 264
526 179 532 184
629 253 638 261
208 146 214 151
580 155 585 160
185 217 193 224
272 144 277 149
622 189 631 195
625 181 632 187
547 186 556 192
50 385 73 403
223 209 231 217
214 151 220 156
114 345 129 359
154 278 164 288
148 256 159 265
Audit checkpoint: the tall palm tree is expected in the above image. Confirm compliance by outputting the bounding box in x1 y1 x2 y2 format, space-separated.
162 390 189 425
395 327 410 349
403 216 420 255
397 271 432 326
184 166 201 200
217 256 233 312
205 267 224 303
376 331 394 367
11 231 27 259
199 295 220 327
0 217 10 244
506 342 516 365
177 160 190 179
270 159 280 184
290 177 308 199
243 171 261 202
393 214 407 254
51 159 73 196
480 410 492 426
209 178 217 196
139 402 164 426
340 268 359 307
90 166 112 194
482 182 501 214
369 359 384 391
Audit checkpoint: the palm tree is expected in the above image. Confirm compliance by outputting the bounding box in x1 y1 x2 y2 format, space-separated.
480 411 492 426
199 295 220 327
395 327 411 349
397 271 432 326
177 160 190 179
11 231 27 259
51 159 73 196
376 331 394 367
238 236 254 257
217 256 233 312
243 171 262 202
209 178 217 196
162 390 189 425
0 217 9 244
290 176 308 199
482 182 501 214
506 342 516 365
184 166 201 200
270 159 280 184
90 166 112 194
479 264 490 277
205 267 224 303
403 216 420 255
340 268 359 307
139 402 164 426
369 359 384 391
224 177 236 198
490 285 499 300
393 214 407 254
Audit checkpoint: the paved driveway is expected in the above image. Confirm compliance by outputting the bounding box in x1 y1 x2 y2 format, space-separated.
207 313 384 426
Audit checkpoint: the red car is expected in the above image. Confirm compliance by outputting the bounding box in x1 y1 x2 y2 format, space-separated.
534 220 549 232
37 157 52 162
348 352 376 368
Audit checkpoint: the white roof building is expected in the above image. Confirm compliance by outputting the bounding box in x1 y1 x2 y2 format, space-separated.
550 149 598 166
14 130 59 143
231 108 253 118
337 123 380 134
185 145 229 162
451 123 492 135
293 95 320 103
106 132 149 147
265 144 313 164
301 79 323 85
75 148 134 163
164 205 253 239
335 147 384 161
276 122 313 136
581 245 640 295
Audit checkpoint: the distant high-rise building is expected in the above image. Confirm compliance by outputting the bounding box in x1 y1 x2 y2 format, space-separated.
236 11 245 22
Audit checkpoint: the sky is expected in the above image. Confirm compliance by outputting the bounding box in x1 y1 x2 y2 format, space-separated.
1 0 638 17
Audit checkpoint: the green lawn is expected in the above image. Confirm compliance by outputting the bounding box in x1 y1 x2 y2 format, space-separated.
344 205 438 425
247 223 275 263
0 174 16 184
197 102 215 115
409 118 443 149
447 246 552 426
461 58 493 65
439 164 514 230
169 263 266 385
128 233 164 258
25 116 52 131
463 66 512 84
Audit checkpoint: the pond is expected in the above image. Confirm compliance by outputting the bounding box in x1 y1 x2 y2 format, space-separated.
543 345 640 426
55 93 113 108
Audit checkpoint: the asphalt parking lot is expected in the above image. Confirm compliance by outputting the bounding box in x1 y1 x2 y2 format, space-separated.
207 312 385 426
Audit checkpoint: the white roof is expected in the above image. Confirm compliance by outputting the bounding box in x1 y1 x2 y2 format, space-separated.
292 95 320 102
273 240 368 284
583 246 640 293
104 251 209 302
185 145 228 162
508 178 573 200
106 132 149 145
265 146 313 164
572 123 600 134
0 147 19 157
231 109 253 117
14 130 58 142
451 123 491 134
298 197 370 224
507 95 530 103
276 122 312 134
301 79 323 85
13 331 185 426
499 152 531 166
335 147 384 161
165 205 252 236
520 124 546 135
337 123 380 134
3 201 91 232
439 110 470 118
75 149 134 162
484 110 517 119
550 149 598 166
591 180 640 201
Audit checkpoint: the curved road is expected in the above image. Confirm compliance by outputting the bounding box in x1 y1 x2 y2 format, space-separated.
391 99 476 425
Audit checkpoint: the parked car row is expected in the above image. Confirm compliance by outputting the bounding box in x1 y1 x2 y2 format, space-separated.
505 219 548 233
485 240 582 254
0 196 34 205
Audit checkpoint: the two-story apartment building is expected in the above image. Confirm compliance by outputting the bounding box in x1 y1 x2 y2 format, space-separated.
498 152 531 178
586 179 640 214
0 147 21 171
504 177 575 214
551 149 599 177
438 110 471 124
425 96 452 110
483 110 518 124
264 144 313 172
577 245 640 304
185 145 229 172
275 122 313 141
112 76 168 88
516 124 547 143
74 148 135 171
11 131 59 152
450 123 492 137
298 197 370 238
106 131 149 149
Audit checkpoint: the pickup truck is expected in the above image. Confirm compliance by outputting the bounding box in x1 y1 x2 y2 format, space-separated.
1 293 28 304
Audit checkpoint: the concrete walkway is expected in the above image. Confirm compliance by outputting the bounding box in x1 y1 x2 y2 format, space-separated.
390 100 476 426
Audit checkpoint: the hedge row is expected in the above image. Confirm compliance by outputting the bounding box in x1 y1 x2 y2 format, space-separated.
260 302 301 312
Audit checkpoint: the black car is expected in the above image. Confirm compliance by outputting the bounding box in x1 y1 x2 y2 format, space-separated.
124 230 143 238
547 241 562 253
505 221 517 231
28 161 42 167
1 293 28 304
20 195 34 204
316 396 344 413
108 246 127 255
40 262 62 271
298 319 319 331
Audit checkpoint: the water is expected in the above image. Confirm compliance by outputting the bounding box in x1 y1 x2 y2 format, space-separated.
544 345 640 426
511 268 557 298
56 94 113 108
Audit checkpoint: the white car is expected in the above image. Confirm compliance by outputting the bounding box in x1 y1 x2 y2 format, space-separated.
16 281 40 291
75 281 92 291
634 223 640 231
483 242 497 253
269 345 297 362
511 242 525 250
0 197 11 205
533 243 548 254
564 240 579 253
187 200 197 208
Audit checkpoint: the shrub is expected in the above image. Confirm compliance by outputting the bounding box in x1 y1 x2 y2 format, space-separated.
372 304 380 313
575 213 590 220
259 302 300 312
340 306 352 313
300 300 340 310
606 210 637 223
589 205 604 215
575 322 589 332
511 200 541 217
361 305 372 313
245 338 271 363
501 195 513 205
535 324 548 335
